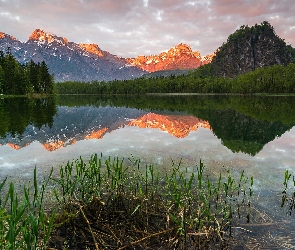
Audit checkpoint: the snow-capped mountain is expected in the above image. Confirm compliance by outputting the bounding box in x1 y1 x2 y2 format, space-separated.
0 29 145 82
126 43 214 72
0 29 213 82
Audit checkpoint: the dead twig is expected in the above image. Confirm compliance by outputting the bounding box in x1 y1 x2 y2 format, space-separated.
73 193 100 250
118 227 175 250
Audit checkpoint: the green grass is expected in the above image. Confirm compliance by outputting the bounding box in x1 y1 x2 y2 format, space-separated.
281 169 295 215
0 169 55 249
0 154 256 249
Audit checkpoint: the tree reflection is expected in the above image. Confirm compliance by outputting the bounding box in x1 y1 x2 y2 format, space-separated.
57 94 295 156
0 97 57 138
1 95 295 156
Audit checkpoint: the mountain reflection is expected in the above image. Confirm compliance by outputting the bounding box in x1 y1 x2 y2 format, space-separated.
128 113 211 138
1 95 295 156
1 112 211 151
85 127 108 140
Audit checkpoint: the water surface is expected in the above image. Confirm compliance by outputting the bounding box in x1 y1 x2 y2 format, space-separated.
1 95 295 247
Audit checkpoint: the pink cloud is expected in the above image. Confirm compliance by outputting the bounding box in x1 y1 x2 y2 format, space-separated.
0 0 294 57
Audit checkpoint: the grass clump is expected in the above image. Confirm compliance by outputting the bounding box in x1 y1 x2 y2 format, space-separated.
48 154 254 249
281 169 295 215
0 169 56 249
0 154 254 249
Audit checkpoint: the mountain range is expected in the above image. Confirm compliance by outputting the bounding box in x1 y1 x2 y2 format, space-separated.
0 29 144 82
0 29 212 82
1 21 293 82
126 43 214 72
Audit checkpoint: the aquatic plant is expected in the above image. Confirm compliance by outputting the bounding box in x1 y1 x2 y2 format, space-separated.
49 154 254 249
0 154 254 249
0 169 55 249
281 169 295 215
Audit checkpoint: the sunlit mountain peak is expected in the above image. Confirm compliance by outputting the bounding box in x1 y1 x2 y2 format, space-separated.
78 43 104 57
126 43 214 72
29 29 68 45
0 32 17 41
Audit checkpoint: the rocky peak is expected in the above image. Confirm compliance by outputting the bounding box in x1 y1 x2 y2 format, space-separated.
201 52 216 64
28 29 68 45
193 51 201 58
210 21 294 77
0 32 17 41
29 29 55 42
78 43 104 57
166 43 193 57
126 43 213 72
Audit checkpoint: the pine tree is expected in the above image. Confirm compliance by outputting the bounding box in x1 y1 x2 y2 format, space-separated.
2 51 18 94
0 65 4 94
40 61 54 94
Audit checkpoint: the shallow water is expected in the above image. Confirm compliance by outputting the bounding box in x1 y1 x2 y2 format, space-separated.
1 95 295 248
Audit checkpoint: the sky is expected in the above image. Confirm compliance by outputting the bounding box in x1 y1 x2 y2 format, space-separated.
0 0 294 58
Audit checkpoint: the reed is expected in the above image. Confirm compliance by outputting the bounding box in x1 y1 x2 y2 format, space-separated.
0 168 56 249
0 154 255 249
49 154 254 249
281 169 295 215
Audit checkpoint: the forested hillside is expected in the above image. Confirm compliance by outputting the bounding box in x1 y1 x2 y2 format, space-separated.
209 21 295 77
55 62 295 95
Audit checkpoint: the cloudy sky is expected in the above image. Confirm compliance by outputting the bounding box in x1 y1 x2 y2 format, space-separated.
0 0 294 57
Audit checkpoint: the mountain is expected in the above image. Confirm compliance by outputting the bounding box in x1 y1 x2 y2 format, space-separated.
209 21 295 77
126 43 214 72
0 30 214 82
2 21 292 82
0 29 145 82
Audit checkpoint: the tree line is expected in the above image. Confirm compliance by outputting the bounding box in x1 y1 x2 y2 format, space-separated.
0 49 54 95
55 62 295 95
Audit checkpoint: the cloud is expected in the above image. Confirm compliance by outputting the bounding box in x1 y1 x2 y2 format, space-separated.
0 0 294 57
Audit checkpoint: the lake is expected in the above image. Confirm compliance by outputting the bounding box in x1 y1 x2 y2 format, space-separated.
1 94 295 248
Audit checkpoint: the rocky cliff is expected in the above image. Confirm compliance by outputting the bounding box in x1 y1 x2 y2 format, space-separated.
210 21 294 77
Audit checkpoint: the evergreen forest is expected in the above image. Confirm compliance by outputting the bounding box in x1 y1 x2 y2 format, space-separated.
55 62 295 95
0 50 54 95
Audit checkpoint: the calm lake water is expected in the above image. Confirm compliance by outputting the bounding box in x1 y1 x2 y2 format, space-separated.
1 94 295 248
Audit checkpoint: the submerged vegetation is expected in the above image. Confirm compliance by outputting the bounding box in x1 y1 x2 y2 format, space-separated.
0 154 257 249
0 169 55 249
